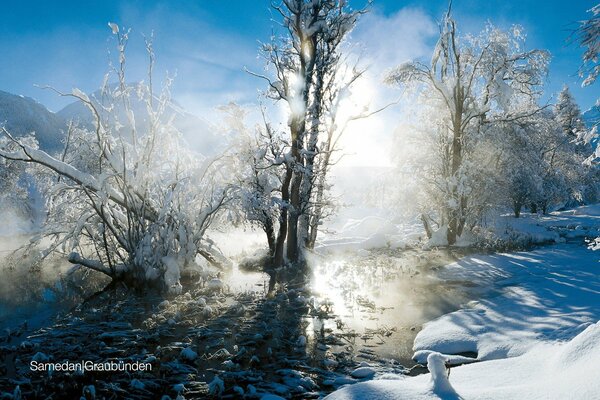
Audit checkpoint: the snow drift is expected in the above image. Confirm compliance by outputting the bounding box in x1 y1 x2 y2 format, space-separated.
326 320 600 400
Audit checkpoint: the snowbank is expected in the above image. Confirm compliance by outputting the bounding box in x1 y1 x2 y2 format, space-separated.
485 204 600 247
326 320 600 400
326 206 600 399
413 244 600 364
319 204 600 254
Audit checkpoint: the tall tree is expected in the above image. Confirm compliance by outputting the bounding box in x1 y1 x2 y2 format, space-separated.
577 4 600 250
251 0 366 266
0 25 230 293
386 6 549 244
555 85 587 141
576 4 600 88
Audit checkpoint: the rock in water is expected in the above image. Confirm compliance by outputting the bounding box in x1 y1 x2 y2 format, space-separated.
207 278 224 293
130 379 145 390
180 347 198 361
208 375 224 396
296 335 307 347
350 366 376 379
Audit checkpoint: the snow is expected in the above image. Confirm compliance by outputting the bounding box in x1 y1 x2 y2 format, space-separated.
328 321 600 400
71 88 90 103
326 206 600 400
317 203 600 256
108 22 119 34
427 226 448 247
296 335 307 347
316 215 424 253
413 240 600 364
426 352 456 396
485 205 600 247
195 297 207 306
162 256 183 294
207 278 224 293
350 366 376 379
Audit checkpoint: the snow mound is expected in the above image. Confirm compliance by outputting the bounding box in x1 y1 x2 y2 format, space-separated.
426 352 457 396
413 244 600 364
326 320 600 400
350 366 376 379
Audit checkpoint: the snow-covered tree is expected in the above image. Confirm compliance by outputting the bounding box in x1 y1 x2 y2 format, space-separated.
491 120 543 218
574 4 600 254
0 135 35 220
387 6 549 244
577 4 600 88
555 85 587 141
553 87 599 206
250 0 368 266
224 104 284 255
0 25 230 293
522 111 574 213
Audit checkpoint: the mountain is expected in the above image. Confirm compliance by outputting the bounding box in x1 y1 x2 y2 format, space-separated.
57 88 224 156
583 105 599 129
0 90 66 153
0 86 225 158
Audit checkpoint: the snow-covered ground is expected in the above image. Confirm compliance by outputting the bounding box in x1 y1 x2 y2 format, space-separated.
318 199 600 254
327 321 600 399
412 244 600 365
326 206 600 399
486 204 600 246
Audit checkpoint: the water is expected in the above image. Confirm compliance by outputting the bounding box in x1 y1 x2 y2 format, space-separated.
224 247 476 367
0 245 480 398
303 248 473 366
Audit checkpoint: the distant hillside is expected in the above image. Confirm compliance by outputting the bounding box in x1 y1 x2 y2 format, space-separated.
0 90 66 153
0 86 225 158
57 87 224 156
583 105 599 128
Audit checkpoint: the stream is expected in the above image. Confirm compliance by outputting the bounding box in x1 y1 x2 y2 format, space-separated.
0 245 481 399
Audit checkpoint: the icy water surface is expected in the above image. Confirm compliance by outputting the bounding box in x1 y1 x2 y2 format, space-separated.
0 247 476 399
306 249 472 367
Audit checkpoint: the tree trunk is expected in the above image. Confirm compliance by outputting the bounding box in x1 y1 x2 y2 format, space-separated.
286 128 303 264
530 202 538 213
447 219 458 245
421 214 433 239
457 195 467 237
447 86 464 246
513 200 522 218
299 64 325 249
273 166 292 267
264 216 276 254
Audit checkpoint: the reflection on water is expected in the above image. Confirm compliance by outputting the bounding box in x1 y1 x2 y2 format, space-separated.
227 247 476 368
226 263 271 294
1 243 483 398
306 249 472 365
1 241 476 373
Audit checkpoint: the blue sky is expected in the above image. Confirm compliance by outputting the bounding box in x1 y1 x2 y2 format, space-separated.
1 0 597 115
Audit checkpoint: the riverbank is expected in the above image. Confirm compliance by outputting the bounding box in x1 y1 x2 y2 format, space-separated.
0 248 478 399
326 207 600 399
2 206 600 398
